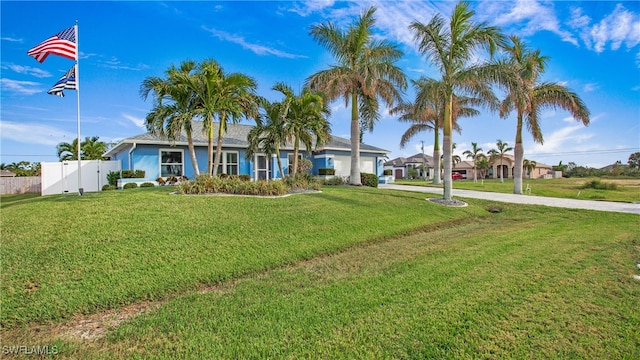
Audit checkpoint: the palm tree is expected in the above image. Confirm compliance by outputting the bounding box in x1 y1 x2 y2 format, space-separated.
277 83 332 175
140 61 201 176
523 158 537 179
57 138 79 161
392 77 479 184
307 6 407 185
410 1 505 200
247 97 287 178
81 136 107 160
476 156 489 179
191 59 258 176
497 35 590 194
463 142 484 182
489 139 513 182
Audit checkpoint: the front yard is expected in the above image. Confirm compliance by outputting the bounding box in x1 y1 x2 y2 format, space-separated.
1 186 638 358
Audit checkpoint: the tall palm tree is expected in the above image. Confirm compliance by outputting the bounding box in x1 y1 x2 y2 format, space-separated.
410 1 505 200
463 142 484 182
140 60 201 176
191 59 258 176
247 97 287 178
81 136 107 160
489 139 513 182
476 156 489 179
307 6 407 185
497 35 590 194
276 83 332 175
523 158 537 179
392 77 479 184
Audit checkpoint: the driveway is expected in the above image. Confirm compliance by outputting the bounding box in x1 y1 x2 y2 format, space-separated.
379 184 640 215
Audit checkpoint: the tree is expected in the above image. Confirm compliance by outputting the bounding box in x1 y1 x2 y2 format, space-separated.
476 156 489 179
628 152 640 169
391 78 478 184
523 158 537 179
496 35 590 194
275 83 331 175
463 142 484 182
247 97 287 178
307 6 407 185
191 59 258 176
410 1 504 200
57 136 107 161
141 60 201 176
488 139 513 182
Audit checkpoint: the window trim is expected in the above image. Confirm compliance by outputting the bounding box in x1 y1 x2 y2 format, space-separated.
159 148 184 177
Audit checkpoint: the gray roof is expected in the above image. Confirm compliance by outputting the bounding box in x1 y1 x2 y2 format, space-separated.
104 121 388 157
384 153 434 167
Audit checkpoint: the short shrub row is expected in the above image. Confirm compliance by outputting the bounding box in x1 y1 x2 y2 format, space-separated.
178 174 321 196
580 180 618 190
360 173 379 188
318 168 336 176
121 169 145 178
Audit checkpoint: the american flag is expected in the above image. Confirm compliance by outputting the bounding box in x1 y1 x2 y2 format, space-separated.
48 65 76 97
27 26 77 63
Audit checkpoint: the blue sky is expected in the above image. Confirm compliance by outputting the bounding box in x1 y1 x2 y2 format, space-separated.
1 1 639 168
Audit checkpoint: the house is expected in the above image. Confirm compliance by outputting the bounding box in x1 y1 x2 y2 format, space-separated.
384 153 435 180
103 122 389 181
453 155 553 179
385 152 553 180
0 169 16 177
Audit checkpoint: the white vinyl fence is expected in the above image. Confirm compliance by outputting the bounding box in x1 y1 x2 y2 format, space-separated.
41 160 121 196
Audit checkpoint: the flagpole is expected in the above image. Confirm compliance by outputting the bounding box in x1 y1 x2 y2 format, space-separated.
75 21 83 195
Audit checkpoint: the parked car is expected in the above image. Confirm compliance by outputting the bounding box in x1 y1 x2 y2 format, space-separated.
452 172 463 180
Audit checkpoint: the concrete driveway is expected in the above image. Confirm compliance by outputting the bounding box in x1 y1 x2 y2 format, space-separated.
379 184 640 215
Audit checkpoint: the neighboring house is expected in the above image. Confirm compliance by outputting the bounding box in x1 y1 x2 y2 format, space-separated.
103 122 388 181
384 152 553 180
384 153 435 180
454 155 553 179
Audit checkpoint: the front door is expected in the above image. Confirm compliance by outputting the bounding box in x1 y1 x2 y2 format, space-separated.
394 169 403 179
255 154 270 180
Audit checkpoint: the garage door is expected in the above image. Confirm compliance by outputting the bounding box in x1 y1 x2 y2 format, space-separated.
333 155 351 177
359 158 374 174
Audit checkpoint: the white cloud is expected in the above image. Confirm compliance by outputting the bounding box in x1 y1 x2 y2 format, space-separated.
0 121 75 146
122 113 146 130
0 78 42 95
96 56 150 71
1 64 51 78
1 36 22 43
582 83 598 93
529 123 593 154
202 26 307 59
476 0 577 46
288 0 335 17
570 4 640 53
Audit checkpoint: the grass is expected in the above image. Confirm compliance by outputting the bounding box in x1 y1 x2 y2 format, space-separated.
395 177 640 202
1 186 638 358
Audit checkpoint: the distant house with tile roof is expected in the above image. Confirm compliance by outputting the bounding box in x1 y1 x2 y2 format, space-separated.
383 153 435 179
103 122 389 181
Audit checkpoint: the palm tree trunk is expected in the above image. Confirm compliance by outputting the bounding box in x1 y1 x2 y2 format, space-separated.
213 117 225 177
275 144 284 179
473 162 477 183
207 116 214 176
499 158 504 183
292 135 300 176
187 135 199 177
432 130 441 185
513 114 524 194
442 94 453 201
350 92 362 185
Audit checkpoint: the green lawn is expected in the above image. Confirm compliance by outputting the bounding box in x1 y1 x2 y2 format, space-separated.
1 186 638 358
395 177 640 202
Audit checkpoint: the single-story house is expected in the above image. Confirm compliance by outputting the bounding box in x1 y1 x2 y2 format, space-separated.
384 153 435 179
453 155 553 179
385 152 553 180
103 122 389 181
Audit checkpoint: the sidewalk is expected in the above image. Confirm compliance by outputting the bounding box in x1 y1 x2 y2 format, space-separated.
379 184 640 215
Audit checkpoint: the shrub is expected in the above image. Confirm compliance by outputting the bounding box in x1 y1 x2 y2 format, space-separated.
297 159 312 174
285 173 320 190
102 184 116 191
360 173 378 188
318 168 336 176
322 176 346 186
178 175 290 196
121 170 146 178
123 182 138 189
134 169 145 178
239 174 251 181
580 180 618 190
383 169 392 176
106 171 120 186
140 182 155 188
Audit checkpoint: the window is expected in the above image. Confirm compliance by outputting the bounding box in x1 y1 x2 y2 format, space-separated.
287 153 303 175
216 151 239 175
160 150 183 177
